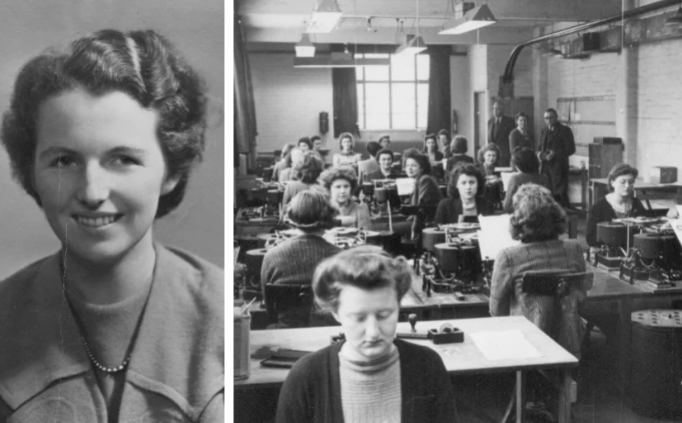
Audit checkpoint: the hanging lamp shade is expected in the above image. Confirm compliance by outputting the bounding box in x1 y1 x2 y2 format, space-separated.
307 0 343 33
295 33 316 57
439 4 496 35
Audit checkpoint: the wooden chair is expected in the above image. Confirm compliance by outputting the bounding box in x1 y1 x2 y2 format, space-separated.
502 271 594 423
263 283 314 328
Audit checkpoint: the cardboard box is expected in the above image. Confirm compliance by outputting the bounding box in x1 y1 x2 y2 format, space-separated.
649 166 677 184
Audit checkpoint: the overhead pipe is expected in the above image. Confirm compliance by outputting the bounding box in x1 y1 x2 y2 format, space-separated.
502 0 682 83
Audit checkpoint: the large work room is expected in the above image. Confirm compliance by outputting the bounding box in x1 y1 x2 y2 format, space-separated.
232 0 682 422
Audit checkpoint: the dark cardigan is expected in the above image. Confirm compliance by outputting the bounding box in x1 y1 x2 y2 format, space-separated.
275 338 457 423
586 196 647 246
434 197 494 225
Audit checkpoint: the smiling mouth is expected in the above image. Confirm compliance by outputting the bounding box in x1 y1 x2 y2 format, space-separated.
73 214 122 228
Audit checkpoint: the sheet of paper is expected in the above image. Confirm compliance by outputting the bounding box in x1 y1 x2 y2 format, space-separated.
500 171 517 191
394 178 415 196
470 330 543 360
670 219 682 246
477 214 520 261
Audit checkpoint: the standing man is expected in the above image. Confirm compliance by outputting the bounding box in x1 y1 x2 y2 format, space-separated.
539 108 575 208
487 100 516 166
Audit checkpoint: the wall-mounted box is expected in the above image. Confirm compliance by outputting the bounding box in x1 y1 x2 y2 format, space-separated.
649 166 677 184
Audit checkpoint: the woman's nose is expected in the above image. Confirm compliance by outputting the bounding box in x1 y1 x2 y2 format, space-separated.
76 164 110 207
365 317 381 337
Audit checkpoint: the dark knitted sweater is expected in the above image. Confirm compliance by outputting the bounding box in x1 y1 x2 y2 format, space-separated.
585 197 647 246
276 338 457 423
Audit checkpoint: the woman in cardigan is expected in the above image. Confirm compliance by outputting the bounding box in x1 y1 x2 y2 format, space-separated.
445 136 474 174
503 147 549 213
282 151 325 206
276 246 457 423
476 144 504 209
364 148 400 182
423 133 445 181
261 190 341 328
586 163 647 247
490 184 587 358
435 164 493 225
320 166 372 230
508 112 534 160
0 29 223 421
403 149 442 237
333 132 361 170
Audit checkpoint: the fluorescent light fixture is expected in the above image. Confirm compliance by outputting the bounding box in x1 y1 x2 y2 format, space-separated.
295 33 316 57
396 34 428 55
439 4 496 35
294 52 390 68
307 0 342 33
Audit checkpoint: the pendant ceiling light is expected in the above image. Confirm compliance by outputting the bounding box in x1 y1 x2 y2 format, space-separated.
397 0 427 55
439 4 496 35
295 33 316 57
307 0 343 33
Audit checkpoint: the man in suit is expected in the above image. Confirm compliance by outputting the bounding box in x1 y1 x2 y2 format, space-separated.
487 100 516 166
358 141 382 184
539 108 576 208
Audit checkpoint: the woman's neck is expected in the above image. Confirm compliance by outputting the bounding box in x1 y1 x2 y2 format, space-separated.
62 231 156 305
608 192 631 205
381 168 392 176
461 196 476 206
336 199 352 210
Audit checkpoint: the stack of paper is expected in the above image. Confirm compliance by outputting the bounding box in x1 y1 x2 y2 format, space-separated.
477 214 520 261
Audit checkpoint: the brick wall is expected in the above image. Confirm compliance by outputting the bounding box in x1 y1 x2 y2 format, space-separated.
250 53 335 155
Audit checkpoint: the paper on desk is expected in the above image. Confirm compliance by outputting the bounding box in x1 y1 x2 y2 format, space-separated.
500 171 517 191
395 178 415 196
470 330 542 360
669 219 682 245
477 214 520 261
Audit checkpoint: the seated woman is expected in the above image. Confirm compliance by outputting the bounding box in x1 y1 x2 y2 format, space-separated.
423 133 444 181
320 166 372 230
476 144 504 208
403 149 443 236
445 136 474 174
279 147 304 183
282 151 325 206
358 141 382 184
503 147 549 213
490 184 587 358
0 29 223 420
364 148 400 182
438 129 452 159
272 143 296 182
261 190 341 328
586 163 647 248
298 136 312 152
435 164 493 225
276 246 457 423
333 132 361 170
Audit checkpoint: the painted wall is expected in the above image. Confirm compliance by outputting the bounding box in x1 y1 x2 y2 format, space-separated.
0 0 224 278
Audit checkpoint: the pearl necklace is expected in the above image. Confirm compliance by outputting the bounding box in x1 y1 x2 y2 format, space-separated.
80 336 132 374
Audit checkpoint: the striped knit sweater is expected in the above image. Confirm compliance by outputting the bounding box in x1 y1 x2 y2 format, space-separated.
339 346 401 423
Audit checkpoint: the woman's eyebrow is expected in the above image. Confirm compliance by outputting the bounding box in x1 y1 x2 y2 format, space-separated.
109 146 149 156
37 146 76 160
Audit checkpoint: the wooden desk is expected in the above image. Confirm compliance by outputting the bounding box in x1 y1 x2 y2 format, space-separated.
589 178 682 209
236 316 578 423
401 275 489 320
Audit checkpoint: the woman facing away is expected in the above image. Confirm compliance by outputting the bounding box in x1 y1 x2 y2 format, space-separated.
276 246 457 423
503 147 549 213
281 151 325 206
0 30 223 422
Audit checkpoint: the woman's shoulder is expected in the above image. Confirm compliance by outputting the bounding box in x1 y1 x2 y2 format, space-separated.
394 339 443 368
0 254 54 304
156 244 224 291
286 343 337 383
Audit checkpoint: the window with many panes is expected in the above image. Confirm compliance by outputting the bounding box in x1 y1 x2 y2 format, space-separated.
356 54 430 130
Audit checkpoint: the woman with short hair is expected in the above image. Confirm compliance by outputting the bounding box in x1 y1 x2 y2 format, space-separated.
586 163 647 247
508 112 534 155
423 133 445 181
282 151 325 206
490 184 587 358
438 129 451 159
261 190 341 328
279 147 304 183
276 246 457 423
403 149 443 239
333 132 361 170
364 148 399 182
435 164 493 225
503 147 549 213
320 166 372 230
273 143 296 182
445 136 474 173
298 137 313 152
476 144 504 208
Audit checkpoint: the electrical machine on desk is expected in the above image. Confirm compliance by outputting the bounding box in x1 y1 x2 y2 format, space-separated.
619 228 682 290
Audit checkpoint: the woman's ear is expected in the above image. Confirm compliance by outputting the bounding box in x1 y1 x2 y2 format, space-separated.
161 174 181 195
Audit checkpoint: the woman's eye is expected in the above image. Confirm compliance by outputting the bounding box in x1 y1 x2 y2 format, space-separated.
110 155 139 166
51 156 76 167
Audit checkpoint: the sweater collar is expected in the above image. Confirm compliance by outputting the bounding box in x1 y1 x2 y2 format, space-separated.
0 244 223 415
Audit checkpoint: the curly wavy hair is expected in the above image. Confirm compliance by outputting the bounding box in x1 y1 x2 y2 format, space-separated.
1 29 207 218
402 148 432 176
313 245 413 313
319 166 359 193
293 151 324 183
607 163 638 191
447 164 485 198
511 147 540 174
338 132 355 151
285 189 336 232
510 184 566 242
477 143 501 164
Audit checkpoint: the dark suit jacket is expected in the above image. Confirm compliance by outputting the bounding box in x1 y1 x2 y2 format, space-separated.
488 115 516 166
539 122 576 206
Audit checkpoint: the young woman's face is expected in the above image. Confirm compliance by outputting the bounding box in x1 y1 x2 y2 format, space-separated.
425 138 436 152
33 88 177 265
341 137 353 152
330 178 352 205
333 284 399 363
313 139 323 150
378 153 393 172
298 142 310 152
517 116 528 131
611 174 635 198
483 151 497 165
457 174 478 200
404 158 422 178
380 138 391 148
438 134 448 148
